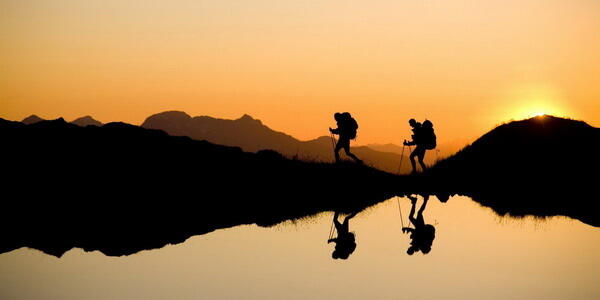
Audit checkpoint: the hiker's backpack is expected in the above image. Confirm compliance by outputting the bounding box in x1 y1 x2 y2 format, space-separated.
421 120 436 150
343 112 358 140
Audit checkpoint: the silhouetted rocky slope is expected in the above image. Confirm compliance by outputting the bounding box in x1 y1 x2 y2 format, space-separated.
427 115 600 226
0 117 402 257
142 111 408 173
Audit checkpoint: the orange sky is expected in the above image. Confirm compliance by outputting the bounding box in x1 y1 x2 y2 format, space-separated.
1 0 599 145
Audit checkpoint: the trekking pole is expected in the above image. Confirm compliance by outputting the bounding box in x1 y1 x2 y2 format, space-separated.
329 132 337 162
397 143 406 174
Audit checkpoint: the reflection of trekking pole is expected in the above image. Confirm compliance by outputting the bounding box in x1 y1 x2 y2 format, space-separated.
397 143 406 174
397 197 405 228
328 218 336 240
329 132 337 162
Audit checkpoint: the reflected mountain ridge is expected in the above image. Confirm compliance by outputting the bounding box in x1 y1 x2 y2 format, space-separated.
0 114 597 257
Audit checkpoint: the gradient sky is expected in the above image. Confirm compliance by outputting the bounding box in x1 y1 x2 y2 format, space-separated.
1 0 599 144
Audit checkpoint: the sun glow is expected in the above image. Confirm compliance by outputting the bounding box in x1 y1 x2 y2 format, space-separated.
504 85 570 121
514 102 565 120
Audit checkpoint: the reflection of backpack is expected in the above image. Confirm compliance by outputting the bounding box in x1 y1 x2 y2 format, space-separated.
421 120 436 150
342 112 358 140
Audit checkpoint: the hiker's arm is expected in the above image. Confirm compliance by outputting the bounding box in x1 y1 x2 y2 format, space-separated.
404 140 416 146
329 127 340 134
402 227 414 234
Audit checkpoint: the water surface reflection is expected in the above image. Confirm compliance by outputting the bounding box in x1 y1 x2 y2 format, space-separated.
0 196 598 300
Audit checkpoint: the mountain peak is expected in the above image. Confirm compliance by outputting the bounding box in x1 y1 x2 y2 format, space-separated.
148 111 192 120
237 114 262 125
21 114 45 125
142 111 192 127
71 115 103 127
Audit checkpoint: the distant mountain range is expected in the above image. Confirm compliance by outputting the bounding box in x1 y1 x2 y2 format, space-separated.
21 114 103 127
141 111 412 173
20 112 465 173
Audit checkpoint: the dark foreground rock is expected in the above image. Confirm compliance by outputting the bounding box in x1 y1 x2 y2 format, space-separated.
0 115 597 257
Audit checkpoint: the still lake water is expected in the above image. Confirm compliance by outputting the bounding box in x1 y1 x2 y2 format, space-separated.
1 196 598 300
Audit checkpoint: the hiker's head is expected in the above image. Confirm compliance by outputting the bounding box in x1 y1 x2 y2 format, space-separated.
409 119 417 127
332 240 357 260
331 233 356 260
421 246 431 254
334 113 342 122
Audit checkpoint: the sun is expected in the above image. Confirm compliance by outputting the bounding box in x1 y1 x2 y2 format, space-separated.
514 106 558 120
529 111 549 118
509 88 569 120
498 84 573 122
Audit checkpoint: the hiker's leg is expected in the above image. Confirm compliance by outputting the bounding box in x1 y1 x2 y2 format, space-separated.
344 147 362 163
341 217 351 233
345 211 358 220
408 198 417 225
343 212 357 226
418 152 427 171
418 195 429 215
409 149 418 172
333 212 342 231
415 147 426 171
334 140 343 162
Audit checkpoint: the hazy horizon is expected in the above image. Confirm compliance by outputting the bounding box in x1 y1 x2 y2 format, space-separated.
2 0 599 145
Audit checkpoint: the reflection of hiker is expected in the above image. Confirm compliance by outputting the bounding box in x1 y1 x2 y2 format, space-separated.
403 119 436 173
328 211 358 259
329 112 362 164
402 195 435 255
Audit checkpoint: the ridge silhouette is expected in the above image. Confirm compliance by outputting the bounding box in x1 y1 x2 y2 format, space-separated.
142 111 409 173
21 114 104 127
0 114 598 257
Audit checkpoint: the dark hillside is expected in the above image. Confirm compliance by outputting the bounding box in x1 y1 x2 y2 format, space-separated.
0 118 401 257
428 115 600 225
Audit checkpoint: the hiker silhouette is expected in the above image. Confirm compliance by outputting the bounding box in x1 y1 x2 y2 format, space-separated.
328 211 358 260
402 195 436 255
329 112 362 164
403 119 436 173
